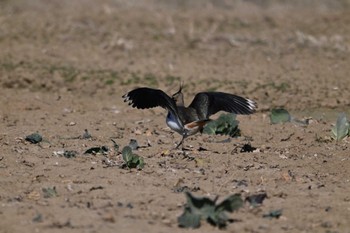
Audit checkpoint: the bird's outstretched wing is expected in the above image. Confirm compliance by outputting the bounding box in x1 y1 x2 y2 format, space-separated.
188 92 257 119
123 87 178 114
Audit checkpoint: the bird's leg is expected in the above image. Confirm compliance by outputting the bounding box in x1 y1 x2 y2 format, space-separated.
175 135 185 150
176 134 195 160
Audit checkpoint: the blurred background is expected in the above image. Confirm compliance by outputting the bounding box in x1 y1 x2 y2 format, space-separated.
1 0 349 111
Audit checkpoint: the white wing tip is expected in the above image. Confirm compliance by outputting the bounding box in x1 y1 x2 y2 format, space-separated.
247 99 257 111
122 93 130 102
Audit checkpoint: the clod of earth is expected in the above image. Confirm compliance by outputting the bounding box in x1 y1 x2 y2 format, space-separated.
84 146 109 155
82 129 92 139
117 202 134 209
89 186 104 191
63 150 78 158
240 143 256 153
245 192 267 207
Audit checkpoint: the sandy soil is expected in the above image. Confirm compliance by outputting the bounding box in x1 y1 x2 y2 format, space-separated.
1 0 350 232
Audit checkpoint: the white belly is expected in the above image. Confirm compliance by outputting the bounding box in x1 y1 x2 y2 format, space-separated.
166 112 183 135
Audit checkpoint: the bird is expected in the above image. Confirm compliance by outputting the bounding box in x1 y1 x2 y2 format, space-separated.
123 84 257 149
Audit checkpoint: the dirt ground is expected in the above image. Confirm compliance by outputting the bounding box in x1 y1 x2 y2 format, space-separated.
1 0 350 232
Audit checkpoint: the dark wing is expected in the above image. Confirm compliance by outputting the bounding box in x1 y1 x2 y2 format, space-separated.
188 92 257 119
123 87 177 113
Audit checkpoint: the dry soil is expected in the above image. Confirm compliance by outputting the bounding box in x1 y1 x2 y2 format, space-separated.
1 1 350 233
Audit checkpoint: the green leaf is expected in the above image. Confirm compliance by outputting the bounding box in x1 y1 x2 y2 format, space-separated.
216 193 244 213
331 113 349 141
185 192 216 219
178 207 201 228
131 155 140 163
111 139 119 151
203 114 240 137
228 126 240 137
121 146 144 169
137 157 145 169
270 109 291 124
208 210 229 228
178 192 243 229
25 133 43 144
122 146 133 162
202 121 217 135
263 209 283 219
42 187 58 198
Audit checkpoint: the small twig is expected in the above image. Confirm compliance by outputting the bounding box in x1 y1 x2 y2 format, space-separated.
281 133 295 141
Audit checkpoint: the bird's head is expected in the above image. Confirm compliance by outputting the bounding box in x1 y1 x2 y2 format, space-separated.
171 83 184 106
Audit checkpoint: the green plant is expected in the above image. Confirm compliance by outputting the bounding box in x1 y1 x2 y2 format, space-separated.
203 113 240 137
42 187 58 198
121 146 144 169
331 113 349 141
25 133 43 144
270 109 291 124
263 209 283 219
178 192 243 229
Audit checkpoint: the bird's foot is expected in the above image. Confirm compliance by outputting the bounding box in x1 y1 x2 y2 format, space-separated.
173 143 192 152
182 152 195 161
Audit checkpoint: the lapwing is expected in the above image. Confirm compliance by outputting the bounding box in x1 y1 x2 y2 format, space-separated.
123 85 257 149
